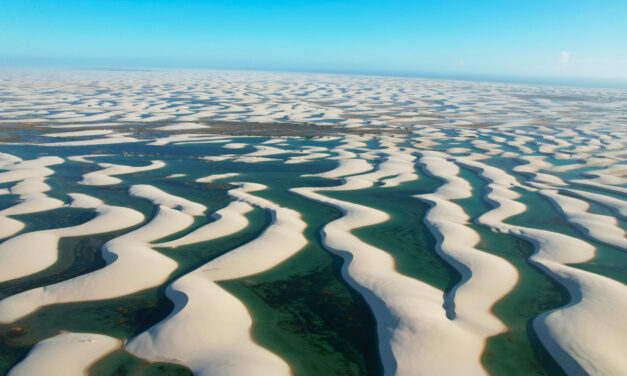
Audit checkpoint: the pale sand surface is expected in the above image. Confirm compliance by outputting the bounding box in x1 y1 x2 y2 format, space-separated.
128 183 306 375
79 160 166 186
459 157 627 375
0 202 190 322
0 155 66 239
129 184 206 216
290 148 517 375
562 188 627 220
44 130 115 138
539 189 627 251
195 172 240 183
8 332 121 376
0 71 625 375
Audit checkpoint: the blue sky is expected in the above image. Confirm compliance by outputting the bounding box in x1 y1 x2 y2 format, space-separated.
1 0 626 82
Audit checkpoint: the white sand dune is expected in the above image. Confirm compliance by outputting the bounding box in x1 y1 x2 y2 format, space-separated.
290 152 517 375
291 185 475 375
67 192 103 208
570 179 627 196
532 262 627 376
580 163 627 185
203 182 307 280
41 135 140 147
539 189 627 251
0 152 23 167
165 173 186 179
1 71 626 374
561 188 627 220
147 134 224 146
233 156 280 163
0 156 64 184
416 153 518 327
458 157 627 375
307 158 373 179
0 193 143 283
156 201 253 248
128 276 290 376
67 154 112 164
8 332 121 376
245 145 295 157
54 122 125 129
0 217 24 240
261 138 284 144
53 111 120 123
202 155 236 162
195 173 240 183
127 182 306 375
0 201 193 323
80 160 166 186
512 155 566 185
359 147 418 187
2 178 64 216
129 184 206 216
285 152 330 164
44 130 115 138
0 156 66 239
223 142 248 149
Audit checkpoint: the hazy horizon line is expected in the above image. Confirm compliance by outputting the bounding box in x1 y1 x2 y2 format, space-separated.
2 56 627 91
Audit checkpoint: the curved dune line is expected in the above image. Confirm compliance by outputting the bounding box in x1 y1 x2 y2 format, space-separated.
156 201 253 248
223 142 248 149
539 189 627 252
44 129 115 138
512 155 566 186
127 182 306 375
579 163 627 186
289 187 473 375
0 155 66 239
0 217 24 241
67 154 112 164
195 173 240 184
149 135 232 146
0 178 64 239
0 188 198 322
0 156 64 184
78 160 166 186
0 193 143 283
40 135 141 147
1 178 64 216
330 148 358 160
570 179 627 197
512 155 552 174
233 156 280 163
285 152 330 164
8 332 121 376
561 188 627 221
416 152 518 326
457 157 627 375
245 145 297 157
0 152 24 167
306 140 416 183
336 135 371 150
358 147 418 188
129 184 207 216
306 158 373 179
290 151 516 375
